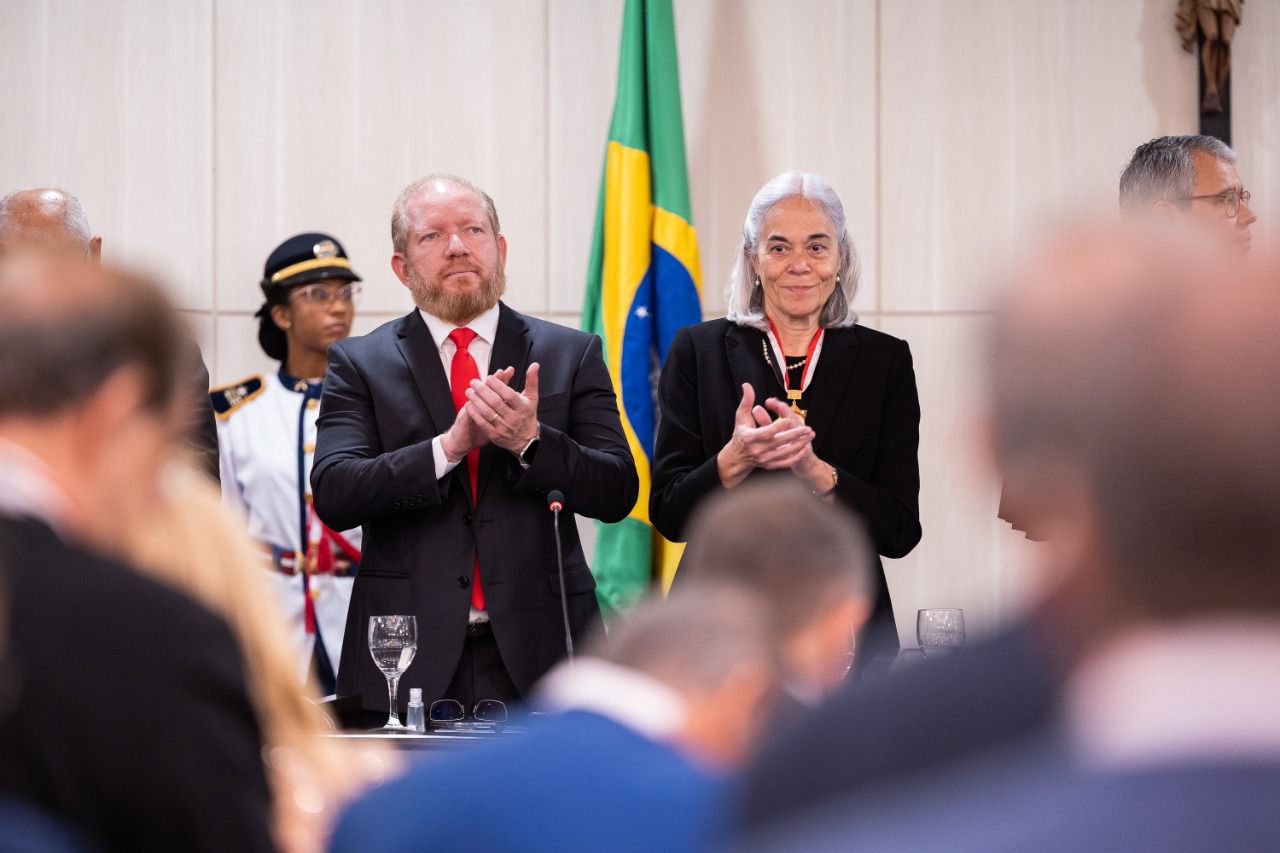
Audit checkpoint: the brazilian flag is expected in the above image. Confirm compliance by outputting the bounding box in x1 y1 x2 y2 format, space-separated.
582 0 702 621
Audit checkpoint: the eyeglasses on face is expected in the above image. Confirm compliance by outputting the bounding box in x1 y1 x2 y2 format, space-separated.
428 698 508 725
290 282 362 305
1174 188 1252 218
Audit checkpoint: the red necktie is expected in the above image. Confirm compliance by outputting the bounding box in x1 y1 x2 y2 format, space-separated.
448 328 485 610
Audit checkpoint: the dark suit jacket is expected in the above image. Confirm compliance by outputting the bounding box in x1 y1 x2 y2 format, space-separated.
0 516 273 853
650 319 922 661
735 622 1057 833
331 709 728 853
312 304 638 712
743 740 1280 853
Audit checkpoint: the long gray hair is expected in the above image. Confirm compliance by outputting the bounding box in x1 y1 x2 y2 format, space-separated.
725 171 860 330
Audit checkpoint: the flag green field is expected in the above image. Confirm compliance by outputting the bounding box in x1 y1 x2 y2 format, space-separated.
582 0 702 619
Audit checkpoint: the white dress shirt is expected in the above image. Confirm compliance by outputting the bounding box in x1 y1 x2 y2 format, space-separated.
1065 617 1280 770
419 304 502 480
0 438 74 535
535 657 688 745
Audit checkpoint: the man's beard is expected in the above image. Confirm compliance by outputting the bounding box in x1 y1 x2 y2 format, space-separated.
406 263 506 325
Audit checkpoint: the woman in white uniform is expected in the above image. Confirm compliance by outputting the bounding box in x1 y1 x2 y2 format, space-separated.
211 233 363 692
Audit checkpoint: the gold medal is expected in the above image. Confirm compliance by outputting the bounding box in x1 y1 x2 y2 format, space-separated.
786 389 807 420
764 323 823 425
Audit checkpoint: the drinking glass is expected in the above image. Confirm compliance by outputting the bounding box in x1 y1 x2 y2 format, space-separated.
368 615 417 730
916 608 965 658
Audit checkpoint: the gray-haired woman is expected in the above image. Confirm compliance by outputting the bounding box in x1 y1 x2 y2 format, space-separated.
650 171 922 678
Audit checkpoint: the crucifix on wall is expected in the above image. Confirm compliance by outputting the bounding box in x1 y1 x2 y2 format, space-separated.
1176 0 1245 145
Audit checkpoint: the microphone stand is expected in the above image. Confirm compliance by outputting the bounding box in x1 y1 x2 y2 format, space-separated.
548 490 574 662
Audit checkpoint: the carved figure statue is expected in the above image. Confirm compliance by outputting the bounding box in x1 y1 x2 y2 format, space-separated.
1177 0 1245 115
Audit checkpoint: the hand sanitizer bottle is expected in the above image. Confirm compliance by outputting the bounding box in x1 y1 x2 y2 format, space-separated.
406 688 426 733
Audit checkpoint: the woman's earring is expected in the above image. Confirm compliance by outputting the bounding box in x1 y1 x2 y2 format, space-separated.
754 277 761 288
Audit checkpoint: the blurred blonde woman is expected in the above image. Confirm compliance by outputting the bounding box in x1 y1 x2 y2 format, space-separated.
122 461 397 853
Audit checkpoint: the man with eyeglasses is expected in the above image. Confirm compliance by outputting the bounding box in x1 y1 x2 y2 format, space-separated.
312 174 638 726
1119 134 1257 253
211 232 364 693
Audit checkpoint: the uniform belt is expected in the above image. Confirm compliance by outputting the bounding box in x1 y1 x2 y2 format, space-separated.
263 544 358 578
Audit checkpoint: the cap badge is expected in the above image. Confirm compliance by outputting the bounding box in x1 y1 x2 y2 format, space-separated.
313 239 339 259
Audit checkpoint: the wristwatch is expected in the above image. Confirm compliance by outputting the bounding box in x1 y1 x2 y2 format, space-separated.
813 464 838 497
517 425 541 468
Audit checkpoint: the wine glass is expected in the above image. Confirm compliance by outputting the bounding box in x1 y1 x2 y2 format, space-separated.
368 615 417 730
916 608 965 658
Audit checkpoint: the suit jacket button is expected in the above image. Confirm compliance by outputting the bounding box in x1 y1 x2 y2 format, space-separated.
463 512 472 526
457 576 470 589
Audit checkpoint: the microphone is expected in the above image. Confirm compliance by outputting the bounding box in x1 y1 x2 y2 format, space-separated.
547 490 574 661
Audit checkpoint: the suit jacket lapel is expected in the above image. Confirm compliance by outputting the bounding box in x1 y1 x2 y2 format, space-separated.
478 303 532 497
395 311 470 500
806 325 861 456
395 311 457 432
724 323 784 413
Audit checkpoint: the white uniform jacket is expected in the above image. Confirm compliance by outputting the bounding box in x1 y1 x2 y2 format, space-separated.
212 369 362 681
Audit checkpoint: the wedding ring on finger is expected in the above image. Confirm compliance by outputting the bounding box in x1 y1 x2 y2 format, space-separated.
488 412 499 423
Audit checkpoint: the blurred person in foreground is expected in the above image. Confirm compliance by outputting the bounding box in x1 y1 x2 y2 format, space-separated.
737 137 1265 832
672 478 874 714
744 227 1280 852
1001 134 1257 537
312 174 637 721
737 196 1261 831
331 582 777 853
213 233 365 694
122 463 396 853
0 254 273 851
0 187 220 481
650 171 921 678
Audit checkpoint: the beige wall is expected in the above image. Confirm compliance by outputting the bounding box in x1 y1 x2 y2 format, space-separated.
3 0 1275 644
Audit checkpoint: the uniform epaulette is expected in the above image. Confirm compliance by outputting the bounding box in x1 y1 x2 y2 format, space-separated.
209 374 265 419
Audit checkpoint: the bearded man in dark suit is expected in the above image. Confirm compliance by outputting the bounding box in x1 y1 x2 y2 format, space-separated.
312 174 637 720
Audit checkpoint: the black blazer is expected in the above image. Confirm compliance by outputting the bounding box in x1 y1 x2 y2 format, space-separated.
0 517 273 853
312 304 638 712
650 319 922 661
